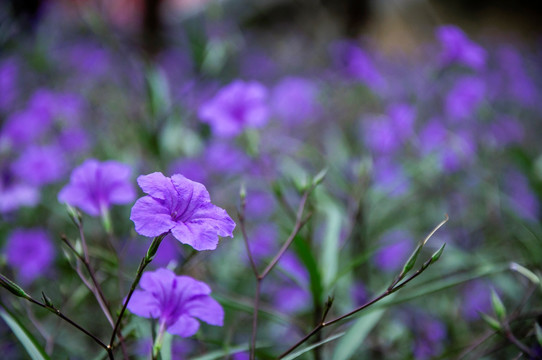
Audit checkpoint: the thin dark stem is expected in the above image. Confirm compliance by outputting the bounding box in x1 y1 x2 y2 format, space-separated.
109 234 166 348
279 257 435 358
237 207 259 277
502 324 536 358
20 297 113 359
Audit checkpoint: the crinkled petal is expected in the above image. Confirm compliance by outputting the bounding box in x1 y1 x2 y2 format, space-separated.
127 290 160 318
177 276 211 297
186 295 224 326
137 172 175 200
170 174 211 217
167 315 200 337
191 203 236 237
170 221 219 251
130 196 175 237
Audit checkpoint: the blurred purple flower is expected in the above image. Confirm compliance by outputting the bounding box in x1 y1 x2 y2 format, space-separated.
271 77 320 124
418 118 448 155
273 285 310 314
29 89 86 126
487 116 524 147
65 42 111 78
12 145 67 186
461 281 491 321
58 159 135 216
374 230 413 272
127 268 223 337
388 103 416 141
436 25 487 70
0 173 40 213
279 252 310 285
169 158 209 185
497 46 537 106
0 58 19 111
1 108 51 149
445 76 486 120
198 80 269 137
5 228 54 284
130 172 235 251
204 142 248 176
245 190 276 220
330 40 384 89
441 131 477 173
362 116 399 154
350 282 368 305
413 317 446 359
57 127 91 153
504 171 539 221
246 223 278 262
373 158 410 197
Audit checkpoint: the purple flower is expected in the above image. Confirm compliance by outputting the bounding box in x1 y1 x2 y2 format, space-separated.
497 46 537 106
461 281 491 321
330 40 384 89
271 77 320 124
5 228 55 284
387 103 416 141
28 89 86 126
130 173 235 251
198 80 269 137
487 116 524 147
12 145 67 186
58 159 135 216
127 268 223 337
0 108 52 149
504 171 539 221
362 116 400 154
373 158 410 197
445 76 486 121
0 176 40 213
436 25 487 70
0 58 19 111
374 230 413 272
418 118 448 155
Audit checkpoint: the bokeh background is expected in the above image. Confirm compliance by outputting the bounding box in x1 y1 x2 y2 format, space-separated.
1 0 542 359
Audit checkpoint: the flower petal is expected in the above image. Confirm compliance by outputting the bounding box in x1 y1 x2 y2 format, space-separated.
127 290 160 318
137 172 174 200
167 315 200 337
130 196 176 237
170 174 211 217
191 203 236 237
186 295 224 326
170 221 220 251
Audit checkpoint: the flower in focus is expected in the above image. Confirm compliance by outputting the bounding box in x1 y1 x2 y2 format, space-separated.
127 268 223 337
58 159 135 216
436 25 487 70
5 228 55 284
198 80 269 137
130 172 235 251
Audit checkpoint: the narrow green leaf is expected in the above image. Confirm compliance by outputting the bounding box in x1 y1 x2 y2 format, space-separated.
430 243 446 264
312 168 329 187
0 308 50 360
321 203 342 290
399 243 423 279
282 332 345 360
479 312 501 331
535 323 542 347
509 262 540 285
292 235 323 307
490 289 506 321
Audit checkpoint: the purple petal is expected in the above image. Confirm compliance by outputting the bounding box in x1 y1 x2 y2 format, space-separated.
170 221 220 251
167 315 200 337
58 186 100 216
177 276 211 297
127 290 160 318
170 174 211 216
186 296 224 326
130 197 176 237
137 172 174 200
190 203 236 237
140 268 176 292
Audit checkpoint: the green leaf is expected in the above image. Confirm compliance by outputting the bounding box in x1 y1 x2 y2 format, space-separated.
535 323 542 347
160 331 172 360
321 202 343 290
509 262 540 285
479 312 501 332
312 168 329 187
282 332 345 360
292 235 323 307
490 289 506 321
0 307 50 360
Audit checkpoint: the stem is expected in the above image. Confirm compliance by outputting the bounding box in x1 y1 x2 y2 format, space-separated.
279 257 436 358
109 234 166 348
14 297 113 359
250 280 261 360
152 321 167 360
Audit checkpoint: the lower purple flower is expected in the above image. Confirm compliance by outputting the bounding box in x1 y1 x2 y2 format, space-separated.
130 172 235 251
127 268 224 337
